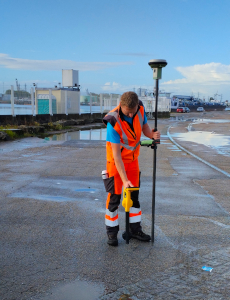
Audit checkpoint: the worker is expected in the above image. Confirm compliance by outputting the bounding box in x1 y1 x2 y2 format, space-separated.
103 91 160 246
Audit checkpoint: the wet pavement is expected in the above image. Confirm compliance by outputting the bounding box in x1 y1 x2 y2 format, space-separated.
0 111 230 300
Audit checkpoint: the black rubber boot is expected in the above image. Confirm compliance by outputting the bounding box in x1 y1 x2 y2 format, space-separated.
130 229 151 242
107 233 118 246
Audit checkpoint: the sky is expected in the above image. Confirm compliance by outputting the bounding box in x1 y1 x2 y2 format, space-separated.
0 0 230 101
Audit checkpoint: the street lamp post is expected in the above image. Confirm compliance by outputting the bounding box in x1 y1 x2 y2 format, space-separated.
148 59 167 243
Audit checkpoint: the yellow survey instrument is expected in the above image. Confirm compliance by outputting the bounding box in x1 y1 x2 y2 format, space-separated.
122 187 139 212
122 187 139 244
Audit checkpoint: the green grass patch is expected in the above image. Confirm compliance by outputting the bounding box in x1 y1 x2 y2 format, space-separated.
4 130 17 139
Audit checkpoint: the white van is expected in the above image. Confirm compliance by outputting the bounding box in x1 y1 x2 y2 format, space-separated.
197 107 204 112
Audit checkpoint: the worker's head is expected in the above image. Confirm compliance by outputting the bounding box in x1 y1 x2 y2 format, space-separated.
120 92 139 118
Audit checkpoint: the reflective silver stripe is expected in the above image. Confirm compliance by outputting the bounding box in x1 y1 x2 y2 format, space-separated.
105 209 118 218
137 110 143 128
120 141 140 151
129 207 142 223
105 218 119 227
129 215 141 223
130 207 141 214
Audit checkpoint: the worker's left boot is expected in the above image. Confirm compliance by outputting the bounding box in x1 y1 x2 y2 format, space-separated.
130 229 151 242
130 222 151 242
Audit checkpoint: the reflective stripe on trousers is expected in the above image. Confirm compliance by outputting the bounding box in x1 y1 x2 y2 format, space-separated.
105 159 141 228
129 207 142 223
105 208 118 226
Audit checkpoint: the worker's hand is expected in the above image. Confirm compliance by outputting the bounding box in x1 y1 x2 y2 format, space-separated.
152 129 160 140
123 180 134 189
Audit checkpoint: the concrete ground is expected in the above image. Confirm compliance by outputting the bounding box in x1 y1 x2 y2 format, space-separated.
0 110 230 300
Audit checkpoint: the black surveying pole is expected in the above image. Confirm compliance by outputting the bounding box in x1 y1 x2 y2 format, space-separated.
151 78 159 243
148 59 167 244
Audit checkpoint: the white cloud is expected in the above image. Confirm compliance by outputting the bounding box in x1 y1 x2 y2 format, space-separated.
102 82 122 91
0 53 133 71
161 63 230 100
101 82 152 93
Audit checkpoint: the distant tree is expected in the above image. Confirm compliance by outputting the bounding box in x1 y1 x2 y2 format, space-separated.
5 90 31 98
210 97 214 100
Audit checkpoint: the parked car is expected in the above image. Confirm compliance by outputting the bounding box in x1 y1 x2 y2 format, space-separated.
197 107 204 112
184 107 190 113
177 107 185 113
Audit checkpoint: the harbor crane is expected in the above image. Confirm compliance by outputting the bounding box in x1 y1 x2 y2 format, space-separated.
15 79 20 91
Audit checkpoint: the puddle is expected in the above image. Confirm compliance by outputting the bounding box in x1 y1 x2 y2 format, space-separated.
9 194 78 202
170 116 185 121
74 188 97 193
192 119 230 124
8 179 101 202
45 129 170 142
45 129 107 141
172 131 230 156
42 279 104 300
0 137 64 152
170 117 230 124
9 190 99 202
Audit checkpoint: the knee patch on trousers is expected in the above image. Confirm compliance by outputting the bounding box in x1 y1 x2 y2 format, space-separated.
108 194 121 212
131 190 140 208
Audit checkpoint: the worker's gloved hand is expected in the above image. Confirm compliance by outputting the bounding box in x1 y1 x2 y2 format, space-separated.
123 180 134 189
152 129 160 140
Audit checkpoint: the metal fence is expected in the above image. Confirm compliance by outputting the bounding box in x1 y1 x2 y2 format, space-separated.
141 97 171 118
0 85 34 116
0 85 171 117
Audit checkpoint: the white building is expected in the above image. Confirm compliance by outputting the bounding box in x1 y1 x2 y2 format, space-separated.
34 70 80 115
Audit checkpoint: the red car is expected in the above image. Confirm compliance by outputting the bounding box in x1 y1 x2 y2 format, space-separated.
176 107 185 113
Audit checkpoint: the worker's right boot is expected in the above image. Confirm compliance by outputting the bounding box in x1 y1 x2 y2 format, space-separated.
107 233 118 246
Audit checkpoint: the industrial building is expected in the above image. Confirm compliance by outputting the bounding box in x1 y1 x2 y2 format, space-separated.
34 70 80 115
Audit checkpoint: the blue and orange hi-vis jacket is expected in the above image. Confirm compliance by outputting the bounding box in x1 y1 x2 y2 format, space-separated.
103 100 145 163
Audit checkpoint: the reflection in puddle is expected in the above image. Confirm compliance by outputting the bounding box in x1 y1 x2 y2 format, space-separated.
173 131 230 156
45 128 107 141
45 130 171 142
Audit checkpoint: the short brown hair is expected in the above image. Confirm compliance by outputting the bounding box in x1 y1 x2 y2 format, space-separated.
120 92 139 108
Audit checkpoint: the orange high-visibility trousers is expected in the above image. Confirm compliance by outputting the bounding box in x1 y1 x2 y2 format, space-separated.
105 159 142 233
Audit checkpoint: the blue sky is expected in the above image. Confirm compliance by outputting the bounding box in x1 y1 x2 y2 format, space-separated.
0 0 230 101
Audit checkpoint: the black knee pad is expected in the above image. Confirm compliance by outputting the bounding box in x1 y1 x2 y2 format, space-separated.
108 194 121 212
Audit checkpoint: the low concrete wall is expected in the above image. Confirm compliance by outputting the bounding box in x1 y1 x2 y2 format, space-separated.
0 113 106 126
0 111 170 126
158 111 170 118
